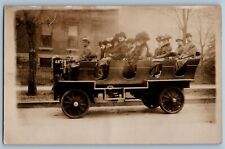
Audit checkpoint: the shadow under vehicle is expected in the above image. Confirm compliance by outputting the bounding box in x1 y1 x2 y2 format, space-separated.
52 55 200 118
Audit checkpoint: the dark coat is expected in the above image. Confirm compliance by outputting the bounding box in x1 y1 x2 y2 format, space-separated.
154 43 172 58
176 45 185 55
160 43 172 55
110 41 128 60
154 47 162 56
80 45 96 60
127 42 151 64
182 41 197 57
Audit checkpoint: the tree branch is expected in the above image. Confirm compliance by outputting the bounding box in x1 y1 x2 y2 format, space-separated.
174 8 183 30
186 9 192 25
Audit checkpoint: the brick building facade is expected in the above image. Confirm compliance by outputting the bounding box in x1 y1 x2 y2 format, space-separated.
16 8 119 67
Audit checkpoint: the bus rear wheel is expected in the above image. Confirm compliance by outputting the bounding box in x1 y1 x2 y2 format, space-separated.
159 87 184 114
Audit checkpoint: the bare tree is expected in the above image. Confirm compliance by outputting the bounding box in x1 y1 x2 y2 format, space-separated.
196 11 214 65
174 8 192 44
20 10 56 95
23 11 39 95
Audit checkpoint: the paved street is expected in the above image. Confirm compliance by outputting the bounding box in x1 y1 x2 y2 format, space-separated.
5 103 221 144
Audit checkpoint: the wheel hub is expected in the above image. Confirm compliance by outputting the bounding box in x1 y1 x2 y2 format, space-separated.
73 101 79 107
172 98 177 102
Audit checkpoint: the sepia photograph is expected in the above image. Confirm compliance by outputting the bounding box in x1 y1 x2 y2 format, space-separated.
4 5 222 144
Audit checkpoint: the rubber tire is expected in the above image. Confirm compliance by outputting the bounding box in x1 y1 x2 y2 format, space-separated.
61 89 90 119
159 87 184 114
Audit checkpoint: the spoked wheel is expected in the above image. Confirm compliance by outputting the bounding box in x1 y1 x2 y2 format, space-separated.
159 87 184 114
61 89 90 118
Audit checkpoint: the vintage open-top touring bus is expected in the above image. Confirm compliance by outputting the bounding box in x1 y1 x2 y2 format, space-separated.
52 55 200 118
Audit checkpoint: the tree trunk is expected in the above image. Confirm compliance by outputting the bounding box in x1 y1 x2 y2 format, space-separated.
200 45 204 66
24 13 37 96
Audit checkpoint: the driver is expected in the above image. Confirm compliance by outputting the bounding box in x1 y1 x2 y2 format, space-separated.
79 37 97 61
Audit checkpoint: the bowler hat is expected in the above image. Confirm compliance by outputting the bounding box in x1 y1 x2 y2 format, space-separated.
185 33 192 38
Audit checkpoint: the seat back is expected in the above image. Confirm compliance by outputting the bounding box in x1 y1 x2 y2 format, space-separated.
78 61 97 80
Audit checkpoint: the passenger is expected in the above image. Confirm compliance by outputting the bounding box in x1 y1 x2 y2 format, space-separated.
126 38 135 54
122 38 136 78
175 38 185 56
79 37 97 61
154 35 163 57
95 38 113 80
154 34 172 58
126 32 151 64
112 33 120 47
150 35 172 78
109 32 128 60
99 40 107 59
103 38 114 58
134 32 152 59
180 33 197 58
175 33 198 75
123 32 151 78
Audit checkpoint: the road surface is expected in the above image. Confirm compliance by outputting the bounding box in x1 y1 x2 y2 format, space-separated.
4 103 221 144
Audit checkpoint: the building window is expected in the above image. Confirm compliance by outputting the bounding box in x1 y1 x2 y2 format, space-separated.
41 24 52 48
39 57 52 67
67 26 78 49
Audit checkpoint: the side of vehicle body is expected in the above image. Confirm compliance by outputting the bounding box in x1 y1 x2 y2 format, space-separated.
52 57 200 118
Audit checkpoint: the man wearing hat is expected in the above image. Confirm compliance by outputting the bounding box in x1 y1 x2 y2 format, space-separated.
181 33 197 57
79 37 97 61
175 33 198 76
175 38 184 56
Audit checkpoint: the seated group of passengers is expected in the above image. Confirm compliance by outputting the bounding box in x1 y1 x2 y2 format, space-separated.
154 33 198 59
96 31 151 79
75 32 199 79
151 33 199 77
